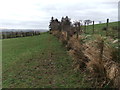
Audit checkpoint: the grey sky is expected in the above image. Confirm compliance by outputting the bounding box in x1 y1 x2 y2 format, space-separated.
0 0 119 29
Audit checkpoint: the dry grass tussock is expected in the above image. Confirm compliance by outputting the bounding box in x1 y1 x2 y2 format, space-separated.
84 35 120 87
83 36 107 87
67 35 82 50
67 35 89 72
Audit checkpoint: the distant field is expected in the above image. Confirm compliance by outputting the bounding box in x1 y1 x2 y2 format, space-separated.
2 32 90 88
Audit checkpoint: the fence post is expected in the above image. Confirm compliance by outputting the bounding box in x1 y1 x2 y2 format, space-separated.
99 40 104 61
76 24 79 39
78 22 80 37
67 31 69 41
84 22 87 34
106 19 109 36
93 21 94 34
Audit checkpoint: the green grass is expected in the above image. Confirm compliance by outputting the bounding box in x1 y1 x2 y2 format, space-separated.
81 21 119 57
2 32 90 88
83 21 118 39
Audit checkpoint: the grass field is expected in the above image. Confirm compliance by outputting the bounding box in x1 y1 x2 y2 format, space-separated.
2 32 90 88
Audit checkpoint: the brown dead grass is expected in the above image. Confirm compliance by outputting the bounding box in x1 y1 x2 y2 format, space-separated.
67 35 89 72
83 35 120 87
51 30 120 88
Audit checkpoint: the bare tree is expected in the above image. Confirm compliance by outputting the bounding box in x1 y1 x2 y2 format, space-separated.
49 17 54 31
49 17 60 31
73 20 82 38
84 20 92 26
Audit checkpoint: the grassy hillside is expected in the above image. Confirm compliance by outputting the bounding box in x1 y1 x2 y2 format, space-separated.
87 22 118 31
84 22 118 38
82 22 119 62
2 32 90 88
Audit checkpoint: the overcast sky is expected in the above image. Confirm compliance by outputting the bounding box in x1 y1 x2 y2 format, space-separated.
0 0 119 29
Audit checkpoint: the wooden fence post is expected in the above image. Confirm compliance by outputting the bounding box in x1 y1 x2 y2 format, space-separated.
93 21 94 34
76 24 79 39
78 22 80 37
67 31 69 41
84 22 87 34
99 40 104 61
106 19 109 36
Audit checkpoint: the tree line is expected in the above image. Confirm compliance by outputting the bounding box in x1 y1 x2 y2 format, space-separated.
1 31 40 39
49 16 93 39
49 16 118 39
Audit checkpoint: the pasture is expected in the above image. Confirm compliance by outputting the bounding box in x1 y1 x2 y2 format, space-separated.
2 32 90 88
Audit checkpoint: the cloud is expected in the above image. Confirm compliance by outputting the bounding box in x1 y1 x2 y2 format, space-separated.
0 0 119 29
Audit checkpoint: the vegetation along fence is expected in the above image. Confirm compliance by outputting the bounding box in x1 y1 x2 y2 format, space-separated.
49 16 120 88
49 16 118 39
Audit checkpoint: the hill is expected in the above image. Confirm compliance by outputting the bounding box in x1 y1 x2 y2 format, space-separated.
84 21 118 38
